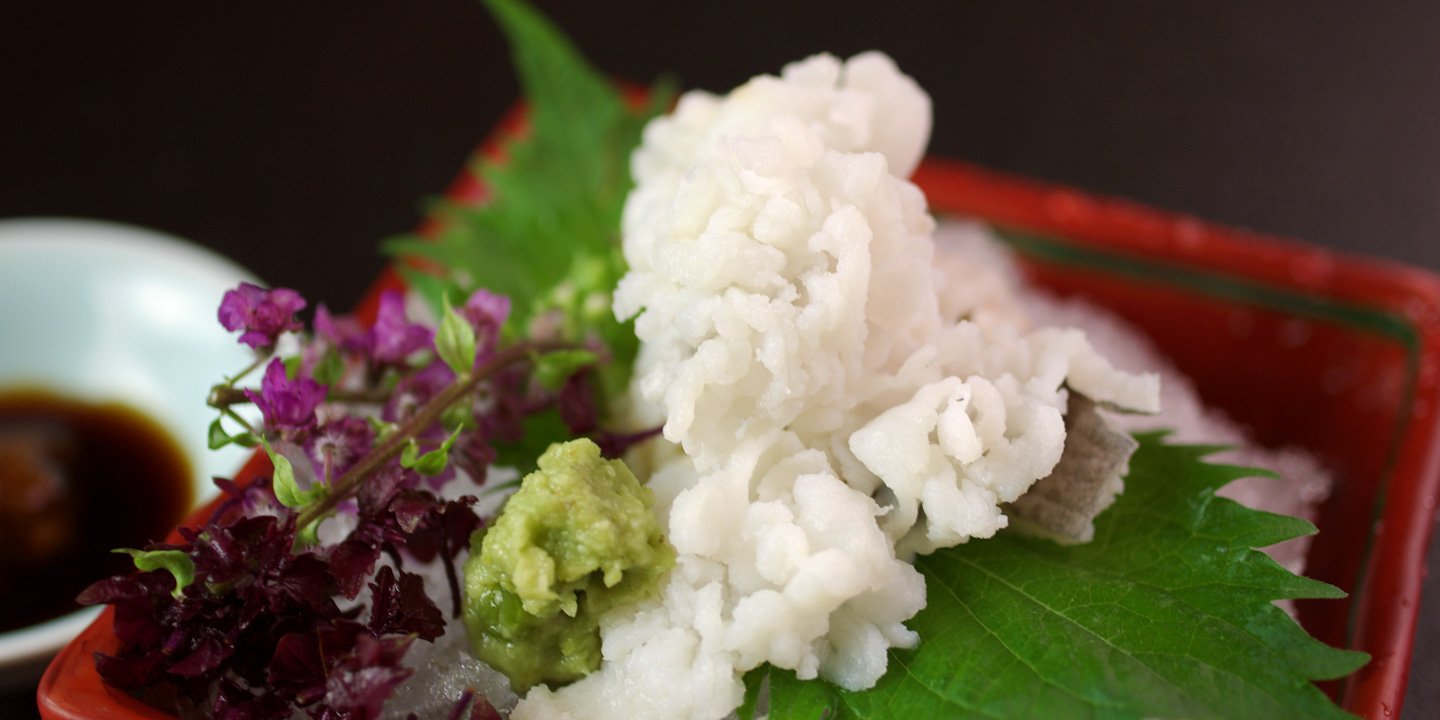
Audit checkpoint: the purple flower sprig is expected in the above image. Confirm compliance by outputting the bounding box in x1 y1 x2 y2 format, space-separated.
292 338 574 530
97 279 629 719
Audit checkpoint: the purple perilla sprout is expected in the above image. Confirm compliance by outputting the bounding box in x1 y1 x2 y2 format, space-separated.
462 289 512 357
314 303 371 354
383 360 456 425
305 415 376 481
369 291 433 364
245 359 326 433
218 282 306 349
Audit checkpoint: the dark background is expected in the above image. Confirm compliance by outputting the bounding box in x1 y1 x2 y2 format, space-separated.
2 0 1437 717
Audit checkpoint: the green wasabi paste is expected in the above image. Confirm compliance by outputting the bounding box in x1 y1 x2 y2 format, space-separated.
462 438 674 691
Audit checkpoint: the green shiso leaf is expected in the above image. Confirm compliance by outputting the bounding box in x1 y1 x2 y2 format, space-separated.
116 549 195 600
266 444 326 509
207 418 259 451
751 433 1367 720
385 0 670 409
207 416 233 450
401 425 465 477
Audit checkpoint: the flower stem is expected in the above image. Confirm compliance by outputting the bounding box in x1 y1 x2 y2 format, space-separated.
210 381 390 408
295 341 571 527
324 388 392 404
207 384 249 409
222 407 258 436
227 353 271 387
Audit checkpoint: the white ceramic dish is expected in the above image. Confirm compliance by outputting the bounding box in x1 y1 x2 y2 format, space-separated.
0 218 258 689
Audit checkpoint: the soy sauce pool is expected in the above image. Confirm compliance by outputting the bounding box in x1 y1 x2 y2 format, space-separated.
0 389 193 634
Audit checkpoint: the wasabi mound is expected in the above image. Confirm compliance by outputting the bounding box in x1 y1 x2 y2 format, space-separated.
463 439 673 692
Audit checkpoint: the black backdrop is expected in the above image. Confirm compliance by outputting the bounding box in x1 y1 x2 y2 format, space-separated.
3 1 1437 717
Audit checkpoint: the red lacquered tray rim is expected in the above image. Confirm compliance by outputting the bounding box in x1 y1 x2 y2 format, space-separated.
38 153 1440 719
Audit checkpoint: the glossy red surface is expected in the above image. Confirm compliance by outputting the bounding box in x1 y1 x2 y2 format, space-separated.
39 156 1440 720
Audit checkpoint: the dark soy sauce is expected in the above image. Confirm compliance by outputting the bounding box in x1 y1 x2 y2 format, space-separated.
0 389 192 633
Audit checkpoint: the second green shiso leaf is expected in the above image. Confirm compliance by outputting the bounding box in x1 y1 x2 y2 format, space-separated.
747 434 1367 720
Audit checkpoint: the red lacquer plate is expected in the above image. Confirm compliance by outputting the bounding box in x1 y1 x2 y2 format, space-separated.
37 141 1440 717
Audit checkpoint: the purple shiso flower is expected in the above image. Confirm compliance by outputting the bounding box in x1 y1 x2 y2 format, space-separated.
383 360 456 424
218 282 307 349
305 415 375 480
462 289 511 357
314 303 371 354
245 358 326 432
369 291 433 364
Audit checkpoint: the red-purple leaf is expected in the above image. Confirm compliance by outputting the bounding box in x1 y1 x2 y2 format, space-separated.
367 567 445 641
168 634 232 678
93 651 166 689
316 634 416 720
331 540 384 600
